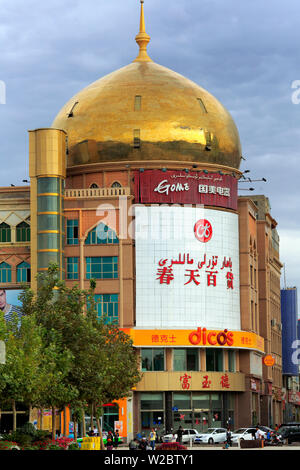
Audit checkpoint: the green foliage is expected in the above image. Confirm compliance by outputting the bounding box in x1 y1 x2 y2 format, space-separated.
0 263 142 436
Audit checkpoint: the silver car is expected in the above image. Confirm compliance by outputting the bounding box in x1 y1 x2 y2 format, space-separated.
194 428 227 444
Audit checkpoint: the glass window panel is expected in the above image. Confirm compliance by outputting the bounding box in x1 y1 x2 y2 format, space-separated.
0 262 11 282
192 394 210 410
187 349 198 371
140 393 163 410
0 223 11 243
141 349 153 371
16 222 30 242
173 349 186 371
37 177 60 194
38 196 60 213
38 214 60 231
153 349 164 371
173 393 191 410
228 350 235 372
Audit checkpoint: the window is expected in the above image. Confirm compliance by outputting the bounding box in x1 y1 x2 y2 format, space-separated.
134 95 142 111
85 223 118 245
86 257 118 280
133 129 141 148
141 349 164 371
67 257 79 280
228 350 235 372
111 181 122 188
206 348 223 372
0 262 11 282
17 262 31 283
173 349 199 371
0 223 11 243
90 183 99 188
66 219 79 245
16 221 30 242
94 294 119 324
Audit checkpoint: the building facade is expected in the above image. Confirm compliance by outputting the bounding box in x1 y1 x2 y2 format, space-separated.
0 2 283 437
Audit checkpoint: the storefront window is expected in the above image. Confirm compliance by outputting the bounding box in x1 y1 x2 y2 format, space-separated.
141 349 164 371
192 393 210 410
140 393 163 410
173 392 191 410
206 348 224 371
173 349 199 371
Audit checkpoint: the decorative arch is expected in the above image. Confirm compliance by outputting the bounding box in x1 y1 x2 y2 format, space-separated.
16 221 30 242
111 181 122 188
85 222 119 245
0 222 11 243
17 261 31 283
0 262 11 283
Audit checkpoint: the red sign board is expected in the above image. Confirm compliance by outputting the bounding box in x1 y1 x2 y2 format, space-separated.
134 170 238 210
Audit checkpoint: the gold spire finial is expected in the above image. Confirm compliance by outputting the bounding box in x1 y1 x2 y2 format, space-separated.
133 0 152 63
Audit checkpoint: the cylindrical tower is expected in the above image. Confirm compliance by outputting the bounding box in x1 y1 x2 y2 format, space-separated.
29 128 66 290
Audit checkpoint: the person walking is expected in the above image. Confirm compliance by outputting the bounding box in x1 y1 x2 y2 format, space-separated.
176 426 183 444
226 427 232 447
106 431 114 450
149 428 156 450
113 429 120 449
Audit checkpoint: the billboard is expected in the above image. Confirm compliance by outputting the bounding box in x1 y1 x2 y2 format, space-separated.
134 170 238 210
0 289 23 322
135 206 240 330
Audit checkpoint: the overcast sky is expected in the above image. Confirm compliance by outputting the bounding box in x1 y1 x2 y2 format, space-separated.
0 0 300 312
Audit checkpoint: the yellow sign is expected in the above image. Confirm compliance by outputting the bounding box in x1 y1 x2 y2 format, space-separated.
122 328 264 352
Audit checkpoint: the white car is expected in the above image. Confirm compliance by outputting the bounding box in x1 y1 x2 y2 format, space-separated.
163 429 200 443
231 427 258 442
194 428 227 445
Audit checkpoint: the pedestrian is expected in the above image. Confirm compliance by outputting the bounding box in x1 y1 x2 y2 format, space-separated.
251 428 256 440
106 431 114 450
139 437 148 451
176 426 183 443
255 427 264 440
114 429 120 448
149 428 156 450
129 438 139 450
226 427 232 447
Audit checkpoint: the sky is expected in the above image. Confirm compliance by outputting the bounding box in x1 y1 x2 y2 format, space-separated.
0 0 300 310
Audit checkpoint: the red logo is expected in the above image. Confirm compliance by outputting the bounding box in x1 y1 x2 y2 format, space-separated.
194 219 213 243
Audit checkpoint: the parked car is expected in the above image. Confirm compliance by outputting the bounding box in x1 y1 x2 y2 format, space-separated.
194 428 227 445
162 429 200 443
231 427 257 442
278 425 300 444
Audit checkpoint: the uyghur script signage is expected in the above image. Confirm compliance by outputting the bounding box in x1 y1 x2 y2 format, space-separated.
134 170 238 210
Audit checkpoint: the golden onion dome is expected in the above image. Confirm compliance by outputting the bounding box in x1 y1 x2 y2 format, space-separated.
52 1 241 169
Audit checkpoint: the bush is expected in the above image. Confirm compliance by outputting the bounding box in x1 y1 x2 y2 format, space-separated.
156 442 187 451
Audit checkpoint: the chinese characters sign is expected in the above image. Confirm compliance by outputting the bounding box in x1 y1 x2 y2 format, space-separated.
134 170 238 210
120 328 265 352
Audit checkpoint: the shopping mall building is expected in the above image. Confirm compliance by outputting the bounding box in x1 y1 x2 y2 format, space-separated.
0 2 283 438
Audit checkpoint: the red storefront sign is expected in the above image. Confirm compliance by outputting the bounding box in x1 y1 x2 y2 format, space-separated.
134 170 238 210
288 391 300 406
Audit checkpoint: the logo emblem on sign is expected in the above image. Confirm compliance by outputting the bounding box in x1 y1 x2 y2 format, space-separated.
194 219 213 243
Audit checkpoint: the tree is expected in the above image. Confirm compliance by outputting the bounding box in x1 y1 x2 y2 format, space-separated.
0 312 43 431
21 264 141 443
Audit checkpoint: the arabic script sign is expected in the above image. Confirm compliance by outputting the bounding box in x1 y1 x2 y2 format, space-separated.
134 170 238 210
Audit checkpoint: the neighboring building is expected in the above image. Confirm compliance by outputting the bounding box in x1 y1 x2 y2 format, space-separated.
0 2 283 437
281 287 300 422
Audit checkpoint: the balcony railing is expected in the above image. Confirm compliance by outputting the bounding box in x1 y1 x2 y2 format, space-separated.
64 187 131 199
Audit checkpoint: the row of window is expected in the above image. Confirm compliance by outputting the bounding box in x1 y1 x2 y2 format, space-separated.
67 257 118 280
0 222 30 243
0 261 31 283
141 348 236 373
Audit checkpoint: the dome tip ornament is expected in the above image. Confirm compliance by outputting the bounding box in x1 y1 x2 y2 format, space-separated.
133 0 152 63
